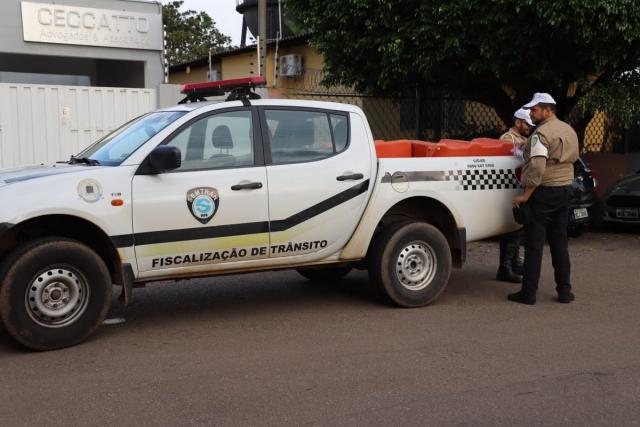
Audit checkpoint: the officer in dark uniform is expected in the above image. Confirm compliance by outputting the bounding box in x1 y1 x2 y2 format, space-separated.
509 93 579 305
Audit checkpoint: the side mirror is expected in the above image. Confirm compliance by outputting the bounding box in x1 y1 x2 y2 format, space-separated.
144 146 181 174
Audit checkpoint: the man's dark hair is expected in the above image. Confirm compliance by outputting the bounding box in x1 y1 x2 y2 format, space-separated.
538 103 557 113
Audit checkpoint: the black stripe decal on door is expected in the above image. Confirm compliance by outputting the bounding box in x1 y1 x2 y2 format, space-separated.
270 179 369 232
111 179 369 248
123 221 270 247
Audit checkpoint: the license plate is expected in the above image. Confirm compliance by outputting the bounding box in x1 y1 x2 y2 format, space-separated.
573 208 588 219
616 208 639 219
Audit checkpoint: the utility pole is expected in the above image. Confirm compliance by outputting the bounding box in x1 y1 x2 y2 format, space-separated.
258 0 267 77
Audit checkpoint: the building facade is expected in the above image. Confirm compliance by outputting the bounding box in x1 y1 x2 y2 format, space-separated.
0 0 164 168
1 0 164 88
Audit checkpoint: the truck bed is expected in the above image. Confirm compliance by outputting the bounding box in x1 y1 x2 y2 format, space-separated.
374 138 515 158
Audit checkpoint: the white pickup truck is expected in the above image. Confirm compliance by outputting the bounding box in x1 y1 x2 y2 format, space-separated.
0 85 521 350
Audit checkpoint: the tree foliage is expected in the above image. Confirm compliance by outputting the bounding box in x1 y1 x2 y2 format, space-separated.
163 1 231 66
581 70 640 126
285 0 640 125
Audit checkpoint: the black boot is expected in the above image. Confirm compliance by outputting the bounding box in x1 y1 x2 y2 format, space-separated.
496 238 521 283
508 291 536 305
511 234 524 275
557 286 575 304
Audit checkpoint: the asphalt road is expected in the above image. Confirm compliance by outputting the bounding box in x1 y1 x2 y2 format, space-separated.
1 229 639 426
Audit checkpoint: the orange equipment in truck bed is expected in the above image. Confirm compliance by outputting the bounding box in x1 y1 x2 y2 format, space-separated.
374 138 514 158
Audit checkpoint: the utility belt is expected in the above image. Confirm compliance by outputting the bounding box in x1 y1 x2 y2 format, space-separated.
537 185 572 192
514 185 572 225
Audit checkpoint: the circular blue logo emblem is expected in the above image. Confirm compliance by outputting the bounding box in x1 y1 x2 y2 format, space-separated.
191 195 215 220
186 187 220 224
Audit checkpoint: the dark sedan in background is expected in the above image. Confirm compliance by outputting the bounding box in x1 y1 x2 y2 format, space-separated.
601 171 640 224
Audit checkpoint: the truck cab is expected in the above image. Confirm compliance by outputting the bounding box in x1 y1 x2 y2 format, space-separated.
125 99 376 279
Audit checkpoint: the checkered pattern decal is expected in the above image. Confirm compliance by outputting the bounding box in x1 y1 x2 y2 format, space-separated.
444 169 519 191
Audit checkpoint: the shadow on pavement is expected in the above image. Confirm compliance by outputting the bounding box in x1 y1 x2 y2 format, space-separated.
0 256 552 352
0 321 25 354
592 222 640 235
0 270 384 351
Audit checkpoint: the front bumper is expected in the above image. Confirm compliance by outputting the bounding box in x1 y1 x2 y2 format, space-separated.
603 192 640 224
603 208 640 224
569 202 594 226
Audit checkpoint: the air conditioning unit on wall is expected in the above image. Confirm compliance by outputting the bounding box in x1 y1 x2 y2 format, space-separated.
279 54 303 77
207 70 220 82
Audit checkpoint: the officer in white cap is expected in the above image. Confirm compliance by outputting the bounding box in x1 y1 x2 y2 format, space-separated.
509 93 579 305
495 108 535 283
500 108 535 154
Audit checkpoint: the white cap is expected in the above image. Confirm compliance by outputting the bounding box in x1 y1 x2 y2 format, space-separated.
523 92 556 108
514 108 534 127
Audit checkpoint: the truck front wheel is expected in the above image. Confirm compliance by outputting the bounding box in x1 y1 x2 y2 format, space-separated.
0 238 112 351
369 222 452 307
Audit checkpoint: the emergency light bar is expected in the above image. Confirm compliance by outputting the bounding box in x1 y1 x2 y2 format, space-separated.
179 76 267 104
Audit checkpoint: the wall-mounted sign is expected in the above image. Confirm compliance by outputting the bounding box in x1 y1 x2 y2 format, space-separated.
21 1 163 50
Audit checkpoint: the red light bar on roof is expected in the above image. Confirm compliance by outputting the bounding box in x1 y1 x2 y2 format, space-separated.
181 76 267 95
178 76 267 104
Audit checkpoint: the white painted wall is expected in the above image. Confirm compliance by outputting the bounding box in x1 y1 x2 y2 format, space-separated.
0 83 157 168
158 83 183 108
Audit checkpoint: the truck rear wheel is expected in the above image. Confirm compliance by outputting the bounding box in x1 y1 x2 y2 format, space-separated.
297 266 352 282
369 222 452 307
0 238 112 351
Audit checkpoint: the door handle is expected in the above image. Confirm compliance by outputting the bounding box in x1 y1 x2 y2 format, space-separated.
231 182 263 190
336 173 364 181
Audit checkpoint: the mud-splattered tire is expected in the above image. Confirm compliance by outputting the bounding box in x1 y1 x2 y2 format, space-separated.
297 266 352 282
369 222 452 307
0 238 112 351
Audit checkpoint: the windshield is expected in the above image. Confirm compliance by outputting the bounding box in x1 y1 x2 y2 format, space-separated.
75 111 187 166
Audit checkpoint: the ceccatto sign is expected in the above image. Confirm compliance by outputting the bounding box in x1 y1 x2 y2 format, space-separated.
21 1 163 50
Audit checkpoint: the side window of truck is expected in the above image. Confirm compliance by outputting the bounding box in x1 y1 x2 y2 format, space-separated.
330 114 349 152
264 110 349 164
164 110 254 172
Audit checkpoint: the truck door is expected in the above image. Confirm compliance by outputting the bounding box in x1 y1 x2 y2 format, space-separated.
131 107 270 276
259 108 373 260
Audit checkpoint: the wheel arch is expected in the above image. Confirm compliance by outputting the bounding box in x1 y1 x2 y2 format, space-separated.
0 215 123 287
366 196 466 268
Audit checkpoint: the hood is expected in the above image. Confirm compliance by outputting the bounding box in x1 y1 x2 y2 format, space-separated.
611 174 640 193
0 163 102 187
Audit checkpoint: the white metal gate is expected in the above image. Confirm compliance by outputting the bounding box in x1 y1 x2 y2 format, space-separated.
0 83 157 168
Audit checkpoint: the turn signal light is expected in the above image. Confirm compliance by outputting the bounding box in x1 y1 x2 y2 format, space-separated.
111 199 124 206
